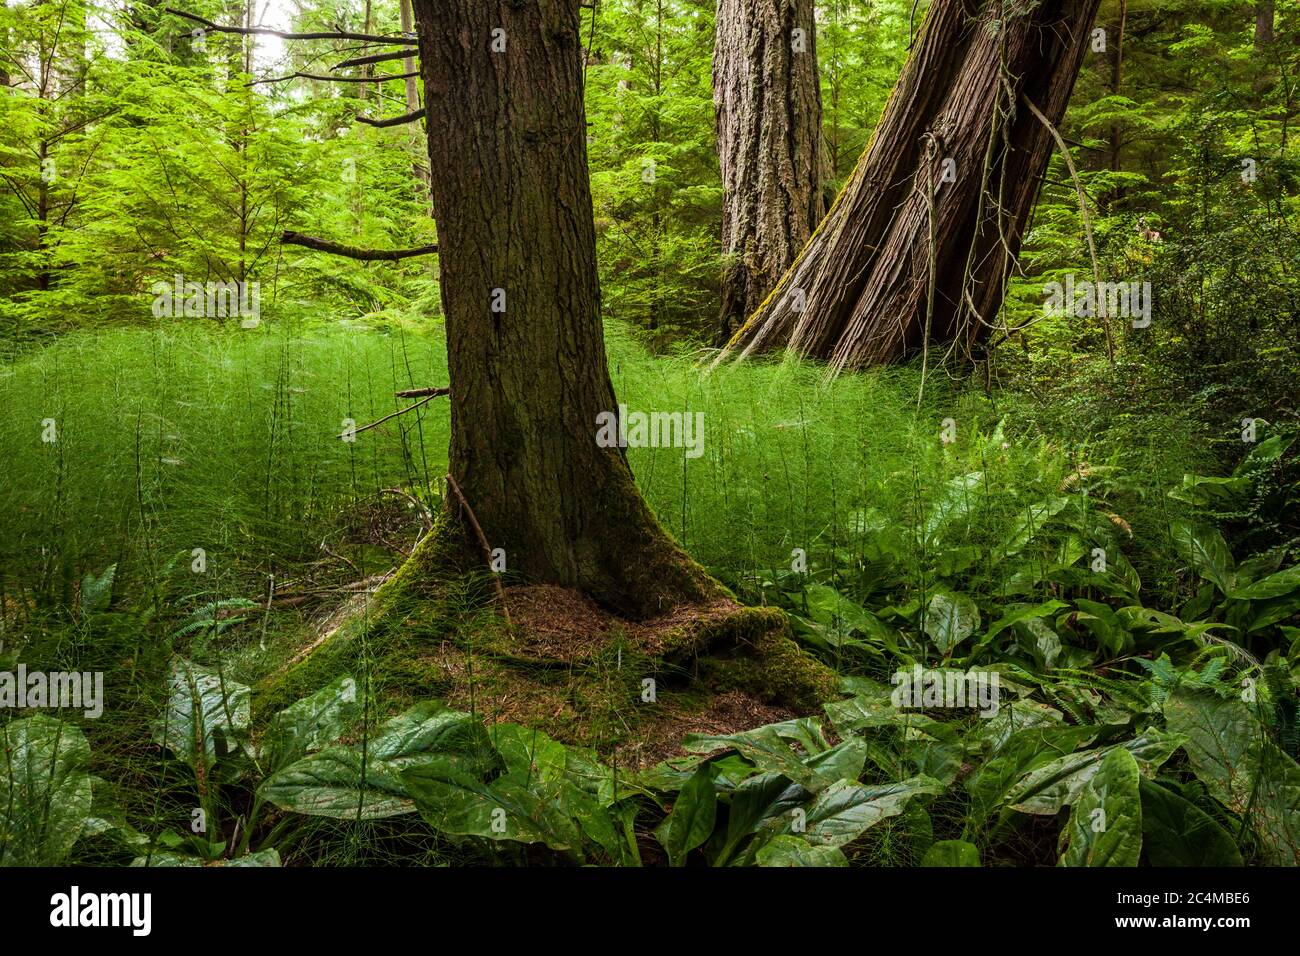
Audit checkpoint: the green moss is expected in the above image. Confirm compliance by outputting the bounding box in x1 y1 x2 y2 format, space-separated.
698 627 840 711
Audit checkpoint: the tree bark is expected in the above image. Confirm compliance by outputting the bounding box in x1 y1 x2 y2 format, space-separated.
713 0 826 345
1255 0 1275 52
410 0 718 619
720 0 1102 373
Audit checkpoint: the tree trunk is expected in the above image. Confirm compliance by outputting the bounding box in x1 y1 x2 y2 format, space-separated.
411 0 718 619
1107 0 1126 193
713 0 826 345
1255 0 1275 52
721 0 1102 373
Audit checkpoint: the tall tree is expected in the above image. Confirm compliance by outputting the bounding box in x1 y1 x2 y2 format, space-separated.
712 0 825 344
720 0 1103 372
410 0 720 618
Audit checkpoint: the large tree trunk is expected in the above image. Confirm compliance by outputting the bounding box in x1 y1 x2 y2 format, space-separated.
721 0 1102 373
713 0 826 345
411 0 718 619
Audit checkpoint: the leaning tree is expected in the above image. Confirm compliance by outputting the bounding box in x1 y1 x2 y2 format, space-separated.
719 0 1104 373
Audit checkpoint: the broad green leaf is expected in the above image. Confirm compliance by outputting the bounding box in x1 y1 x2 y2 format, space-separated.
1229 564 1300 601
1170 520 1236 594
921 839 981 866
1138 777 1242 866
402 760 587 855
79 564 116 616
922 472 984 546
992 497 1069 562
1060 747 1142 867
714 772 800 866
370 702 496 771
654 765 717 866
922 591 979 655
967 724 1099 820
684 722 841 792
776 775 942 848
976 601 1067 653
756 834 847 866
225 848 282 867
1163 689 1258 812
154 656 251 773
1005 730 1183 815
0 715 94 865
259 746 414 818
260 675 360 771
1167 473 1251 508
1250 740 1300 866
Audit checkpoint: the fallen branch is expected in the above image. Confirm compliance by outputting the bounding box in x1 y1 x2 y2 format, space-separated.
282 230 437 261
340 390 446 439
165 8 409 44
445 473 511 625
356 108 427 128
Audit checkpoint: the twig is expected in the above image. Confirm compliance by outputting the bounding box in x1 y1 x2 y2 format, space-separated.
394 386 449 398
341 392 443 439
252 70 419 87
165 8 409 43
1022 93 1115 365
445 473 511 625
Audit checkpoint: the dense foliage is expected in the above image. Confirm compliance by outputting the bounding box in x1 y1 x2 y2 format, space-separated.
1 0 1297 868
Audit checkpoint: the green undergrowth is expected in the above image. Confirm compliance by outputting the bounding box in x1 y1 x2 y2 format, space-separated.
2 323 1297 866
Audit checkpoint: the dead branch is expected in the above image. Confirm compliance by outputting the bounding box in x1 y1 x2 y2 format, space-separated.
356 108 427 128
165 9 409 44
394 386 449 398
282 230 437 261
340 391 446 439
334 49 418 70
445 473 511 624
252 70 419 87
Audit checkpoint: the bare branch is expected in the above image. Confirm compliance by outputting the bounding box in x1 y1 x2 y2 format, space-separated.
251 70 418 86
165 8 409 44
333 49 418 70
356 107 427 128
282 231 437 261
341 391 447 439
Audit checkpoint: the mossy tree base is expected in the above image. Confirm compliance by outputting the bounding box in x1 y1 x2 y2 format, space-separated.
256 514 838 767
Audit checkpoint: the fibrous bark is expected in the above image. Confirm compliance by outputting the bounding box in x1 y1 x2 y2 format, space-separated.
410 0 719 619
720 0 1102 373
713 0 826 344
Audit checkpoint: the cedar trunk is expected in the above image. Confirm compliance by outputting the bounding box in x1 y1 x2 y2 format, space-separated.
722 0 1102 372
713 0 825 345
411 0 716 619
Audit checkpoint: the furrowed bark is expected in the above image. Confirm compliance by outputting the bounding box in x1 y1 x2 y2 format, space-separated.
713 0 826 345
411 0 719 618
721 0 1102 373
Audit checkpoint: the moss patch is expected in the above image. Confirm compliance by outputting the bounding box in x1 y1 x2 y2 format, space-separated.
255 525 839 766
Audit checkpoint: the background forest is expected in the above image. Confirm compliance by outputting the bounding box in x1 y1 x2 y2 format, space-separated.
1 0 1299 869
